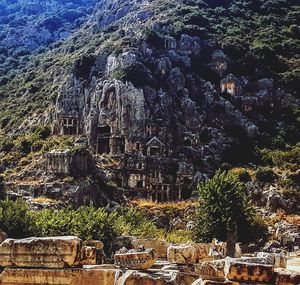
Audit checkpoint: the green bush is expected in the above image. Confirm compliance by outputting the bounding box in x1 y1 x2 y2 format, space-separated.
0 201 159 249
0 176 5 200
31 207 118 247
0 199 33 238
256 167 277 183
31 125 51 140
194 170 268 243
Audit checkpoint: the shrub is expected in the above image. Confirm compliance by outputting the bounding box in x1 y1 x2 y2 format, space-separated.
144 28 164 49
0 199 33 238
256 167 277 183
15 135 35 154
0 137 14 152
31 125 51 140
0 201 159 249
194 170 268 243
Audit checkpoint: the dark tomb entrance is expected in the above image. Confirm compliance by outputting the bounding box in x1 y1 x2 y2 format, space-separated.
116 137 125 154
97 125 111 154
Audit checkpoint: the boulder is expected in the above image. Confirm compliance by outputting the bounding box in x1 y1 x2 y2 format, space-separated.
132 238 169 259
0 236 96 268
167 244 197 265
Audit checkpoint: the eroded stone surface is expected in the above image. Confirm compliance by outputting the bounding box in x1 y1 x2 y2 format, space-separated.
0 230 7 243
192 279 232 285
275 268 300 285
196 259 227 281
167 244 197 265
256 252 287 269
114 248 156 270
132 238 169 259
0 267 119 285
225 261 274 283
0 236 95 268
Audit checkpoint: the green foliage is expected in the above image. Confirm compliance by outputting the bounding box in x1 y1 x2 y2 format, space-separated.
255 167 277 183
261 143 300 168
0 176 5 200
194 170 268 243
112 62 155 87
113 207 158 238
31 207 118 247
0 200 159 247
0 199 33 238
31 125 51 140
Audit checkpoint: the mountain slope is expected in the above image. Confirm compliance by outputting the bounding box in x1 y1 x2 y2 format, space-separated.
0 0 299 208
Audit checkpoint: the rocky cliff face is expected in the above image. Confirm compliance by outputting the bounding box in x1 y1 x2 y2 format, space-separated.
46 0 299 202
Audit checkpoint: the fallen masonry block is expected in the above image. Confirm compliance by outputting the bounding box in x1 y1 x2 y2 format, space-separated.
114 248 156 270
115 270 179 285
225 260 274 283
196 259 227 281
192 278 232 285
167 244 197 265
274 268 300 285
193 243 212 261
132 238 169 259
0 236 96 268
0 267 119 285
256 252 287 269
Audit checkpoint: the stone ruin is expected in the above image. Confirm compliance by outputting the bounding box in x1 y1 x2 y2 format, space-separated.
220 74 245 97
0 235 299 285
45 149 94 177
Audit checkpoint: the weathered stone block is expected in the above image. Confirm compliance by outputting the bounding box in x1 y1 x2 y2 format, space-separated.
256 252 287 269
132 238 169 259
194 243 211 261
275 268 300 285
114 248 156 270
115 270 178 285
192 279 232 285
167 244 197 265
196 259 227 281
0 267 119 285
225 261 274 283
0 236 95 268
0 230 7 243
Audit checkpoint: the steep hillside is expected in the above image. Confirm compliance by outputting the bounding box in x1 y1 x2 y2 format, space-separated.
0 0 299 210
0 0 98 84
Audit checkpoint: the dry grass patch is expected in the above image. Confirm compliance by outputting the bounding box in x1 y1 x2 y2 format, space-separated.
129 199 197 210
31 197 62 204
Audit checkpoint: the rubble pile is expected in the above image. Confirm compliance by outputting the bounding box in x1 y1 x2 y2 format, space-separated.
0 235 299 285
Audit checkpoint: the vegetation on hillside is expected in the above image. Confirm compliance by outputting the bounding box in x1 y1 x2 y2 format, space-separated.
0 199 193 245
194 170 269 243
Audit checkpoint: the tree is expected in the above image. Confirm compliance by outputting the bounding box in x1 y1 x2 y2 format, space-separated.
194 170 268 247
0 175 5 200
